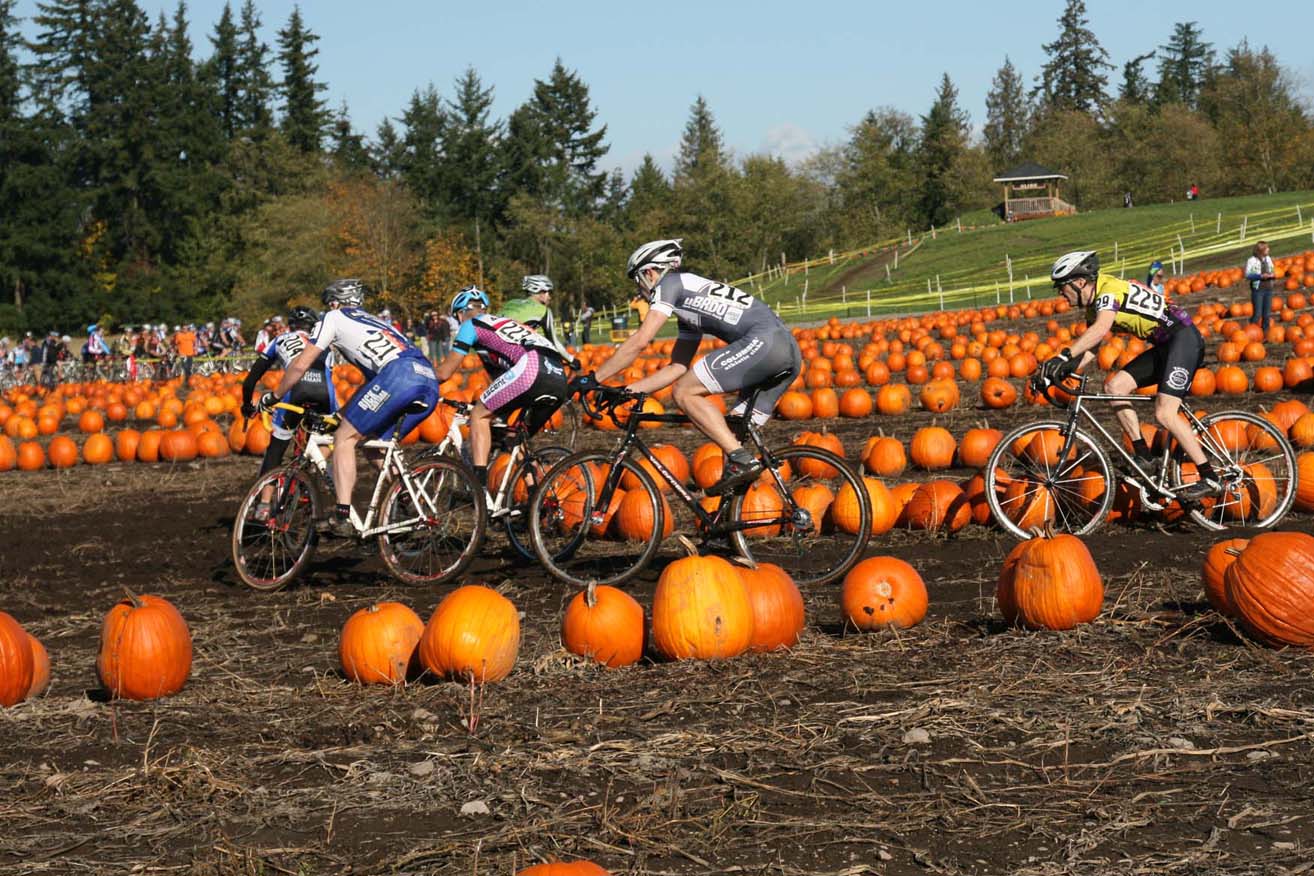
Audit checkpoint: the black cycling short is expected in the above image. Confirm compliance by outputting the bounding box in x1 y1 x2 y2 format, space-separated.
270 374 333 440
479 350 569 436
1119 326 1204 398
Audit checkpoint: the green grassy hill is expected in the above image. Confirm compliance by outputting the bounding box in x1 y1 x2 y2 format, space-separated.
741 191 1314 323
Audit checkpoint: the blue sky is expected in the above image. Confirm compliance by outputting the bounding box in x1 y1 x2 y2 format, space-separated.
11 0 1314 175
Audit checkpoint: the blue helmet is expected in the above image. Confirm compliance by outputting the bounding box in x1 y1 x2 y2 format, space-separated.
1149 260 1164 275
87 324 97 333
451 285 490 316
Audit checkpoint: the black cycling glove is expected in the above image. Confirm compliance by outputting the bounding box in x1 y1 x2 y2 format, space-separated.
1040 349 1077 381
256 391 279 413
241 401 257 418
569 373 598 394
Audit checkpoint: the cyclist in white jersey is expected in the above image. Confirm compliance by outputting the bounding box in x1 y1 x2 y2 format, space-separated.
586 238 803 496
261 279 439 537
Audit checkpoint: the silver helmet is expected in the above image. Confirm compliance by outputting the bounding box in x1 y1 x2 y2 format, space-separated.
626 239 683 294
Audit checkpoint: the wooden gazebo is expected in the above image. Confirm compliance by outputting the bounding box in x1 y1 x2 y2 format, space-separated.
993 162 1076 222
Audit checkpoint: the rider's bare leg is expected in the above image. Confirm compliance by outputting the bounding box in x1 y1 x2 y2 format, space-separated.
673 372 740 455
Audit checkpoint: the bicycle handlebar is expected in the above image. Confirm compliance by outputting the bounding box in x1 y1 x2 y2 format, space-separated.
1029 372 1089 409
259 401 339 434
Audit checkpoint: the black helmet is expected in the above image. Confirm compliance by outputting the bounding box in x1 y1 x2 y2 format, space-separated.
288 306 319 331
321 278 366 307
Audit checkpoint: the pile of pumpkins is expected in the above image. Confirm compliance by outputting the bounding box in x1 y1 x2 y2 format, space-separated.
1 590 191 707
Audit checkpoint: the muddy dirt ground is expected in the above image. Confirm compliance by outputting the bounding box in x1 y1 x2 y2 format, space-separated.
5 288 1314 875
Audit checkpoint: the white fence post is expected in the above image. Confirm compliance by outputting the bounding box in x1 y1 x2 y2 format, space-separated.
1113 240 1118 262
936 275 944 310
866 289 871 318
995 281 1001 305
1216 212 1222 234
1025 274 1031 299
1190 213 1195 233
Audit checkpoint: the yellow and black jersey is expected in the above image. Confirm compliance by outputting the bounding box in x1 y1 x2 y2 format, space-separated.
1086 274 1192 343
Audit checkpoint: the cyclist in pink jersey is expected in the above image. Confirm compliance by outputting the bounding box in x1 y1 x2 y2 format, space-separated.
434 286 570 490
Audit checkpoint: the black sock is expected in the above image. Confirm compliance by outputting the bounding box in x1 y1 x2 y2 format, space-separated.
474 465 488 487
335 503 351 520
1196 461 1216 481
1132 438 1150 457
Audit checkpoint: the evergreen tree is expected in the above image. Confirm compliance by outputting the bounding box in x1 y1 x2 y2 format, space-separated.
396 86 446 211
834 108 919 245
276 6 328 152
1119 51 1156 104
627 154 670 220
1155 22 1213 108
500 101 547 203
206 2 240 140
917 73 969 227
441 66 502 225
1035 0 1111 114
236 0 273 134
329 101 369 170
371 118 404 179
26 0 95 114
518 59 608 216
983 57 1028 171
674 95 726 180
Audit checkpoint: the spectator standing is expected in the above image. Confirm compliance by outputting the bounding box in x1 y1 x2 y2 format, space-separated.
174 324 198 381
443 313 460 359
578 303 595 345
1245 241 1277 332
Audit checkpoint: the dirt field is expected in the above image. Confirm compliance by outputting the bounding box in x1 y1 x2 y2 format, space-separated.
5 288 1314 875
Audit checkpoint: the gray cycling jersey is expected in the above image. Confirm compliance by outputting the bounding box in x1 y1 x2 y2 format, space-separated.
649 272 782 343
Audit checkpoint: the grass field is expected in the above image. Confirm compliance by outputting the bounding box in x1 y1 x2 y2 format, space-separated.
741 190 1314 321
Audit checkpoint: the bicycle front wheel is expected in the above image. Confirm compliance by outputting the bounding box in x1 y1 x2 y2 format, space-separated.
727 445 871 586
231 465 322 591
377 457 486 585
1176 410 1298 531
529 451 665 588
984 421 1115 539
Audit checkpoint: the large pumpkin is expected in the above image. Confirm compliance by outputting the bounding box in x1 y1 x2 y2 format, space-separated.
651 551 754 660
1202 538 1248 616
958 427 1003 469
739 563 805 651
791 483 834 533
792 430 844 478
862 435 906 477
903 480 971 532
841 557 928 631
997 532 1103 630
340 602 424 685
909 426 956 470
1224 532 1314 648
0 611 35 707
832 477 897 535
419 585 520 683
613 489 674 541
561 583 645 667
97 592 193 700
739 482 784 537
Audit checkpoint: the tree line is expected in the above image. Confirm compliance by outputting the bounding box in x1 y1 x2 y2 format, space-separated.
1 0 1311 334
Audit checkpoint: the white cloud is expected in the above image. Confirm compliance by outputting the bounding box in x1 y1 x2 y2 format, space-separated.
760 123 819 165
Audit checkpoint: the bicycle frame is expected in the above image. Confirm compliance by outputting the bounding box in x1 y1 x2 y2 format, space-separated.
425 400 526 518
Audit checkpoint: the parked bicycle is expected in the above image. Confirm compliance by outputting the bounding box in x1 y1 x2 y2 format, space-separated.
231 401 482 591
528 375 873 588
985 374 1297 538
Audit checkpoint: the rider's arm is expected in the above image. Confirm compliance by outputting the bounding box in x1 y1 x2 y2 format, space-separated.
433 349 465 382
435 319 477 382
543 308 571 359
241 354 274 403
594 308 668 383
626 335 698 393
273 344 323 396
1067 309 1116 365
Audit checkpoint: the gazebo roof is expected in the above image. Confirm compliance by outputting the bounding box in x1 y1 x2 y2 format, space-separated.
992 162 1068 183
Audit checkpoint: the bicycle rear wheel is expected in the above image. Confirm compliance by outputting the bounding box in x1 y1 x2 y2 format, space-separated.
984 421 1115 539
1176 410 1297 531
727 445 871 586
503 445 572 560
377 457 486 585
231 465 321 591
529 451 665 588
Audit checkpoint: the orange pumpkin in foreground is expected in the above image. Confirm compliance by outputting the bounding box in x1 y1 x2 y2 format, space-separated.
0 611 35 707
651 550 754 660
561 583 645 667
97 592 193 700
1224 531 1314 648
517 861 611 876
997 531 1103 631
419 585 520 683
340 602 424 685
841 556 928 631
740 563 805 652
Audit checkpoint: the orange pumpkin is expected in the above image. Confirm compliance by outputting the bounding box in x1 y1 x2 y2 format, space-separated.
832 477 897 535
0 611 35 707
418 585 520 683
838 388 873 418
791 483 834 533
160 429 198 462
96 591 192 700
16 440 45 471
82 432 114 465
958 427 1003 469
997 531 1103 630
903 480 972 532
1224 532 1314 648
26 632 50 698
340 602 424 685
48 435 78 469
862 434 906 477
841 556 928 631
115 428 141 462
517 862 611 876
909 426 956 470
613 489 673 541
1202 538 1248 616
792 430 844 478
651 551 754 660
740 563 805 651
561 583 645 667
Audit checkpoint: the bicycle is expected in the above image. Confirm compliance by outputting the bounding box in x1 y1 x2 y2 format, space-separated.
528 374 873 588
984 373 1298 538
230 401 484 591
414 398 574 561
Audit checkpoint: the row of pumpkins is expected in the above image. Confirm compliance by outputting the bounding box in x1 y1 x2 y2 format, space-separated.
8 529 1311 713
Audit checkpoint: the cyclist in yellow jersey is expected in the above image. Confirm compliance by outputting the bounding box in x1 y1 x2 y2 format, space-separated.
1039 250 1220 500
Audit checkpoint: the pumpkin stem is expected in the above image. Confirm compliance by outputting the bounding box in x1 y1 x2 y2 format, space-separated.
121 585 143 608
1224 546 1244 558
730 555 759 570
583 580 598 608
673 533 700 557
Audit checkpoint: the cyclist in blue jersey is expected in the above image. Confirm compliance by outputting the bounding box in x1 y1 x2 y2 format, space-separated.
261 279 439 537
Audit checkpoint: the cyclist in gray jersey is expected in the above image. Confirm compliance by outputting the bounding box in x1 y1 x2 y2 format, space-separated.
589 238 802 496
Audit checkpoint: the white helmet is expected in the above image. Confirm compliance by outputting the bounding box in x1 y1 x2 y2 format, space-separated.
1051 251 1100 285
626 239 683 293
522 274 553 295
